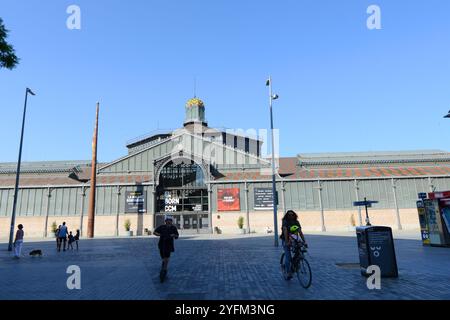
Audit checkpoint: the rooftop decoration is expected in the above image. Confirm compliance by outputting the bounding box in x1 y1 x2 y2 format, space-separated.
186 97 205 108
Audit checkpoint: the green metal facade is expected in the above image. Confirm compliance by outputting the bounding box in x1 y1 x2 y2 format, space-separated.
1 176 450 217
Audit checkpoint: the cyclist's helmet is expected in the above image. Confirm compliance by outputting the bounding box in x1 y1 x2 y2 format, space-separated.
290 225 300 233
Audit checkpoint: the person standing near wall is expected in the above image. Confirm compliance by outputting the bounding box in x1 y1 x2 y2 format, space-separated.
58 222 68 252
13 224 24 259
74 229 80 250
55 225 61 251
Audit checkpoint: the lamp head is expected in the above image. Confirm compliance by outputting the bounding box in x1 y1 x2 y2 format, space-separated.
445 110 450 118
272 94 279 100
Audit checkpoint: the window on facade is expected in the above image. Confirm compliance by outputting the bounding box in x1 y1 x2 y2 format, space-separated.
156 160 208 213
158 160 205 188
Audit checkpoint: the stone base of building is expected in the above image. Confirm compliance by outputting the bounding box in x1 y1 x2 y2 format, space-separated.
0 208 420 239
212 208 420 234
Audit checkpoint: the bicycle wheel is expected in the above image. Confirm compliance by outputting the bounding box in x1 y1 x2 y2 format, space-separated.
296 258 312 288
280 253 288 280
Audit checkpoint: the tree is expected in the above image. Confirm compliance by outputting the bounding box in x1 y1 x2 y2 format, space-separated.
0 18 19 70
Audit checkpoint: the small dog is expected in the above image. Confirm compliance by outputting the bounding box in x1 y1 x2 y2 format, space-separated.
29 250 42 257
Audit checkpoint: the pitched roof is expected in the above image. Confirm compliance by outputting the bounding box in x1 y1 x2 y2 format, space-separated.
297 150 450 166
0 161 91 174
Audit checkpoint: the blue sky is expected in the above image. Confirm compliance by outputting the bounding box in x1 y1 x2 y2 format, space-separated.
1 0 450 163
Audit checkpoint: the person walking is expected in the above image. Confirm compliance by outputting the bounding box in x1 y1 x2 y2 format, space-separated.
67 231 75 250
13 224 24 259
153 215 179 282
55 225 61 250
74 229 80 250
58 222 69 252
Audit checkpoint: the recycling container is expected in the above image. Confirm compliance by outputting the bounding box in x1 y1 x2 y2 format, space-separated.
356 226 398 278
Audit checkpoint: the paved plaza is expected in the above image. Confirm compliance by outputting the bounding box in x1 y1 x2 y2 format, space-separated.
0 231 450 300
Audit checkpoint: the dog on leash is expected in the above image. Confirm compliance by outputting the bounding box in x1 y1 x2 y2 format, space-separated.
29 250 42 257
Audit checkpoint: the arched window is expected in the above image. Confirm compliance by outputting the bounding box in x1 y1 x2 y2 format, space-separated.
156 159 208 216
158 160 206 188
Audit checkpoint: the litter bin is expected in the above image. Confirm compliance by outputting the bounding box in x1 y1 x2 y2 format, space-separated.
356 226 398 278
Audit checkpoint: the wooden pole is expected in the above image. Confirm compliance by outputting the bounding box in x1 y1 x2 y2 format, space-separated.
87 102 99 238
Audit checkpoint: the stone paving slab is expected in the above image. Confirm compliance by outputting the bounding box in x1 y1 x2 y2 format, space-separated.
0 232 449 300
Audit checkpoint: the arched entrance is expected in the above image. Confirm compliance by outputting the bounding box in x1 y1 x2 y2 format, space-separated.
155 159 210 233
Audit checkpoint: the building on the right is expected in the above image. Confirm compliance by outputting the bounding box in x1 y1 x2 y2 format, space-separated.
272 150 450 232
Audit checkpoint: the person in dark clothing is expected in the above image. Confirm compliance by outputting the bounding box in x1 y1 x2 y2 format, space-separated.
55 225 61 251
67 231 74 250
58 222 68 252
154 215 179 282
74 229 80 250
281 210 307 279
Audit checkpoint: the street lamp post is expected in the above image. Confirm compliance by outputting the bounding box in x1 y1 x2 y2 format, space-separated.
8 88 35 251
266 76 279 247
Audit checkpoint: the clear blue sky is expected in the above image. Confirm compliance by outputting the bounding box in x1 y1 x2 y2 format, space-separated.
1 0 450 163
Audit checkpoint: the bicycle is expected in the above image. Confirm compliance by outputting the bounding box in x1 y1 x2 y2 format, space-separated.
280 235 312 288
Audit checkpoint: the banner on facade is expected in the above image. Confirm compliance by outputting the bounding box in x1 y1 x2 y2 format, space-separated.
254 187 274 210
217 188 240 211
125 191 147 213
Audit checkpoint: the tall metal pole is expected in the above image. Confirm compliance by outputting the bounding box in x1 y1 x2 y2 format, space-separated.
391 178 402 230
207 183 213 234
244 180 250 234
364 197 371 226
87 102 99 238
79 185 86 236
354 179 362 226
428 176 434 193
317 180 326 232
115 185 121 236
43 186 52 238
268 76 279 247
8 88 35 251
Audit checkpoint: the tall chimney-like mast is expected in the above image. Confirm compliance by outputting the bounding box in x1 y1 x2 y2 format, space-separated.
87 102 99 238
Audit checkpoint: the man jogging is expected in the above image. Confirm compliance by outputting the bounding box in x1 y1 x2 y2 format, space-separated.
154 215 179 282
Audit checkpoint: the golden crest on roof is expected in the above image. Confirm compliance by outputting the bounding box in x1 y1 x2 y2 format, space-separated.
186 97 204 108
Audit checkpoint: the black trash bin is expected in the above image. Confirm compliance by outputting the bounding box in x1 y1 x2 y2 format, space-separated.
356 226 398 278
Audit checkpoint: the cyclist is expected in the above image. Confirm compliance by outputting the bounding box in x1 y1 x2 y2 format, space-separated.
281 210 308 279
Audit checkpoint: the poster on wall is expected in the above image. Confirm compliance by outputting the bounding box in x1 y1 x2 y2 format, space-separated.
424 199 441 245
254 188 274 210
439 198 450 235
125 191 147 213
217 188 240 211
441 207 450 235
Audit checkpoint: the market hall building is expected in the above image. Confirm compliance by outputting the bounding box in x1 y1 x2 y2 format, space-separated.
1 97 450 238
